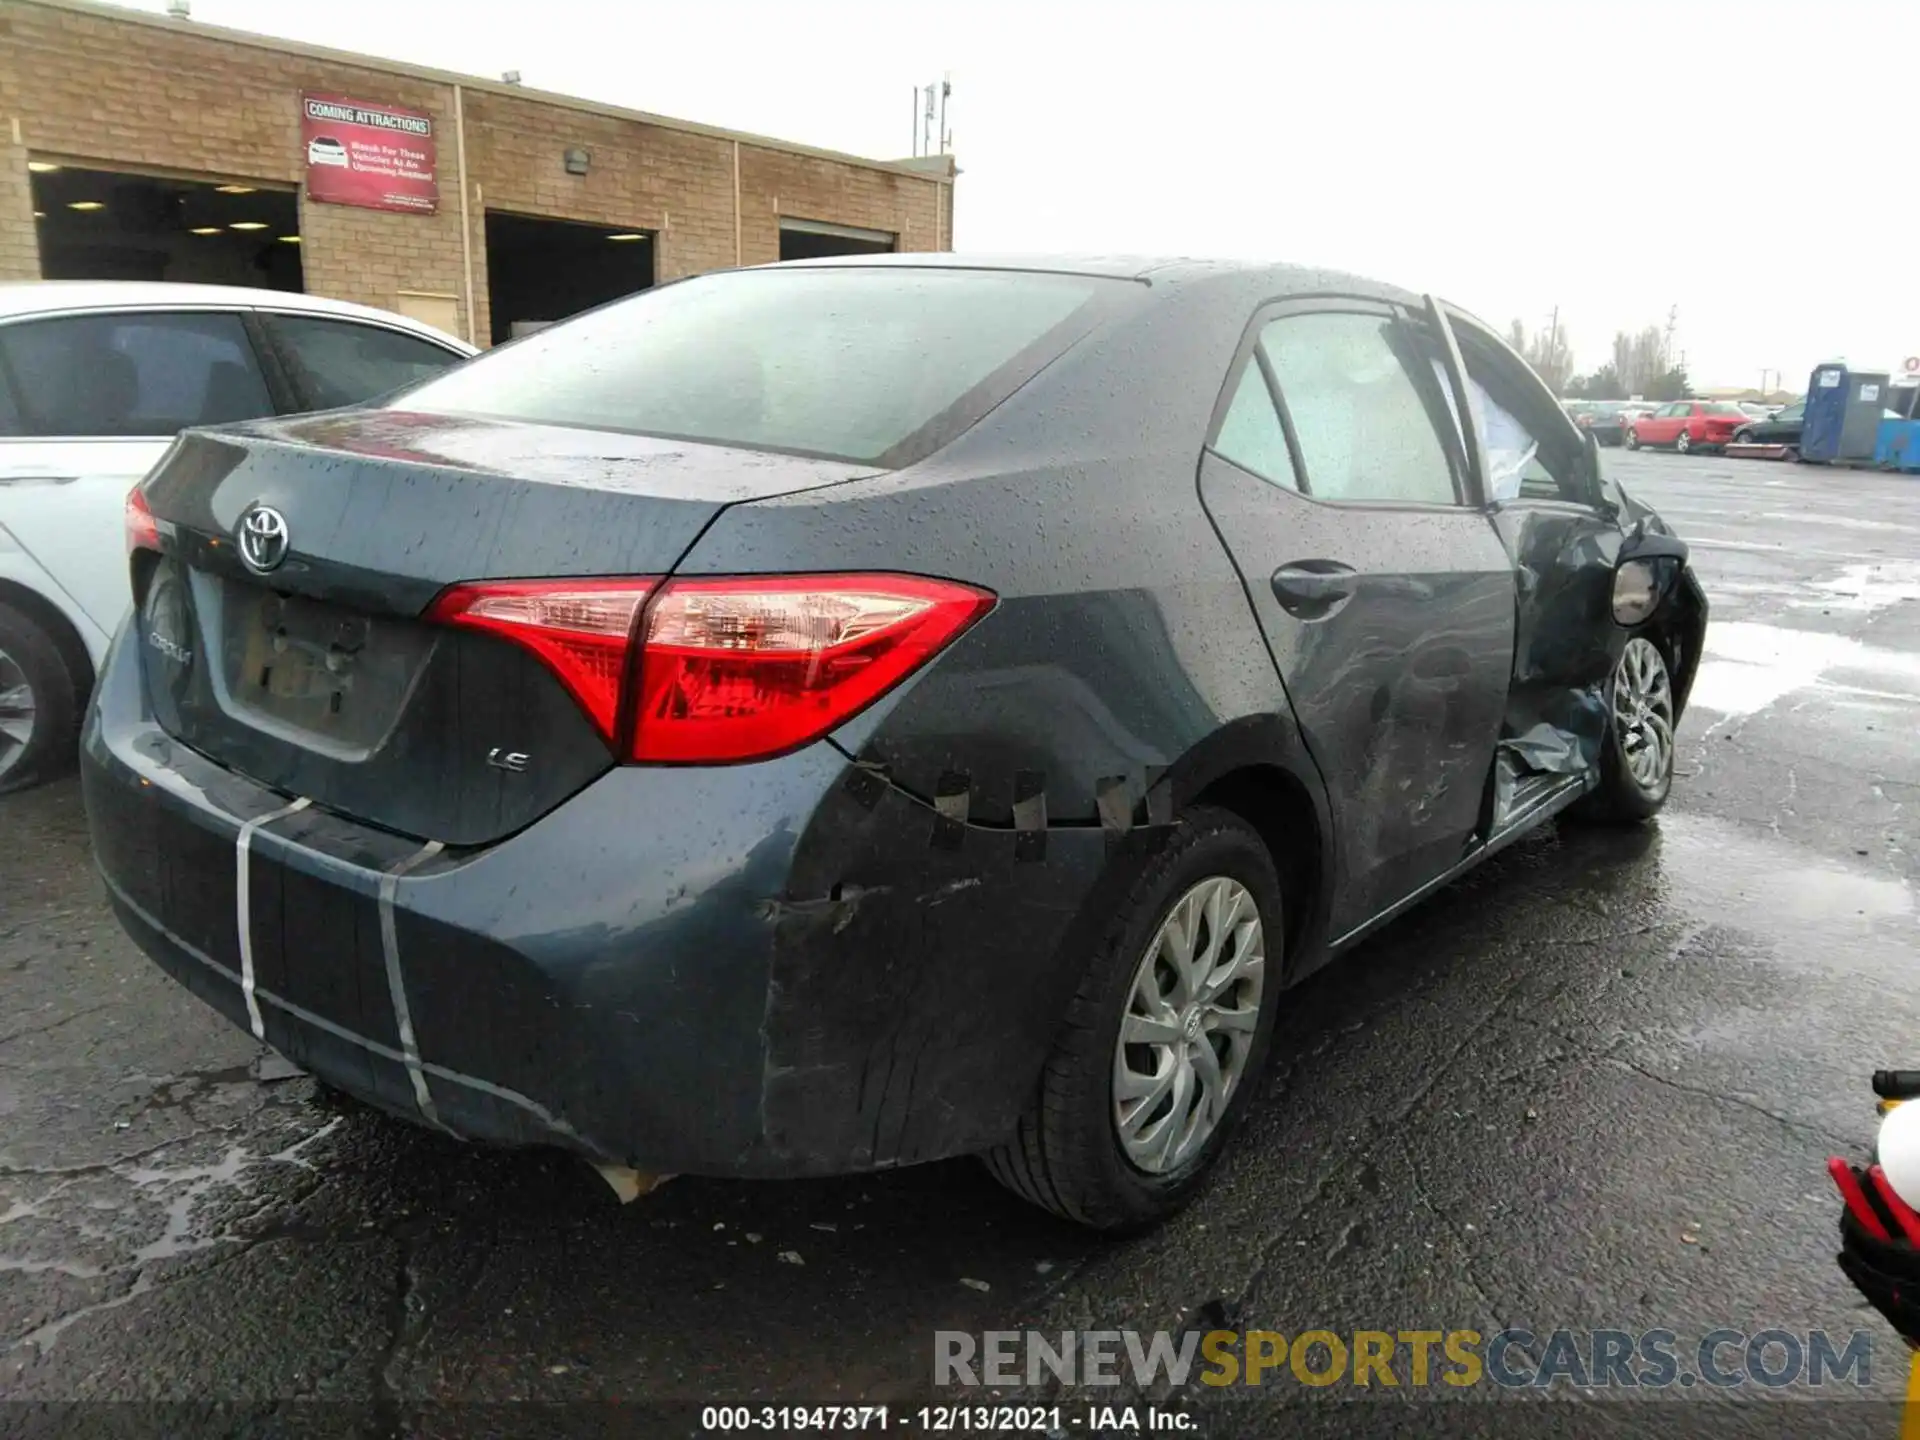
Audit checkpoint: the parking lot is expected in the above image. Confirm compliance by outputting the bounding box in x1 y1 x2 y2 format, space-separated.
3 447 1918 1433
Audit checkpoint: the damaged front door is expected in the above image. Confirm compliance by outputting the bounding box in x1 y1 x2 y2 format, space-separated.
1432 306 1625 833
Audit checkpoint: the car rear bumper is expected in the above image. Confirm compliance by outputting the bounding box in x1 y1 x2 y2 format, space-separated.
81 626 1111 1178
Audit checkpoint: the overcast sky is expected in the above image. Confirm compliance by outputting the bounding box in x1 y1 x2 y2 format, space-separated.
127 0 1916 390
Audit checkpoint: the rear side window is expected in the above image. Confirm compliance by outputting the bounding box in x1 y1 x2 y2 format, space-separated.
398 267 1125 466
1260 312 1458 505
1211 362 1298 490
0 311 272 438
263 314 464 410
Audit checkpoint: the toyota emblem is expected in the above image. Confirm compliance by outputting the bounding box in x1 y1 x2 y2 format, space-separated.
237 504 290 574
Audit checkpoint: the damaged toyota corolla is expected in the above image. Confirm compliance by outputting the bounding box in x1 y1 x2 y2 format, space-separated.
83 256 1706 1232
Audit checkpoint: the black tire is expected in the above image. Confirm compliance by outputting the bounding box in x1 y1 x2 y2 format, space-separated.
1570 634 1675 825
983 807 1285 1233
1625 427 1640 450
1732 427 1753 446
1675 429 1692 455
0 601 82 796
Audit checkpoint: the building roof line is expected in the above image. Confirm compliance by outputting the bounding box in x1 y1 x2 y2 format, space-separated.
10 0 956 186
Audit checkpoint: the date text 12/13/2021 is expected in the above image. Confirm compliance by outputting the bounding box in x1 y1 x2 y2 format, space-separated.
699 1406 1198 1432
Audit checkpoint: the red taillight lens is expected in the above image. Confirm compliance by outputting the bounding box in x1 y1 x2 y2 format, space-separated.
630 574 994 763
125 486 161 556
426 572 994 763
426 579 656 738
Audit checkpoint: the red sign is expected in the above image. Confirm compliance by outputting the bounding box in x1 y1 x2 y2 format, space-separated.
301 93 438 214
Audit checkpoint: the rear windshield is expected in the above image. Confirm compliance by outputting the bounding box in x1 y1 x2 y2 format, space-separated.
397 266 1126 466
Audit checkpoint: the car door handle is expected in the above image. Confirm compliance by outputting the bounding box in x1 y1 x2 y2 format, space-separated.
1271 561 1357 614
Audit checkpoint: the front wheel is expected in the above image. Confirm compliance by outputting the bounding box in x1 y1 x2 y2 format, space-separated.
983 808 1284 1232
1572 635 1676 824
1625 427 1641 450
1675 429 1693 455
0 602 81 795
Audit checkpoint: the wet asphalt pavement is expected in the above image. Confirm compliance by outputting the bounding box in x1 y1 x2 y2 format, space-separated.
3 447 1919 1437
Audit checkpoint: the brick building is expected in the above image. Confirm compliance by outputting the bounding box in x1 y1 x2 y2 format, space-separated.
0 0 955 344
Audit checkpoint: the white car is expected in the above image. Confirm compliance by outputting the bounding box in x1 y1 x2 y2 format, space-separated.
307 136 351 168
0 282 475 791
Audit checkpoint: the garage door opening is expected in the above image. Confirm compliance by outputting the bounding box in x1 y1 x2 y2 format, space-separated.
779 218 896 261
485 212 653 345
29 163 302 290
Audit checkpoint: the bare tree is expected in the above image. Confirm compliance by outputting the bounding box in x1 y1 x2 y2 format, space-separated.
1508 318 1576 395
1613 325 1668 396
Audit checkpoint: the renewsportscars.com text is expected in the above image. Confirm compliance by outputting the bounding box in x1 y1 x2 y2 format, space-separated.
935 1328 1874 1390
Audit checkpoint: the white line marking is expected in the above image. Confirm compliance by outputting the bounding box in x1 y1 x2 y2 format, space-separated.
234 797 311 1041
102 869 594 1148
380 840 446 1126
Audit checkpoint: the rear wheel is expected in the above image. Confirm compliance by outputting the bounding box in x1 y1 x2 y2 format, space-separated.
1675 429 1693 455
983 808 1284 1232
0 602 81 795
1572 635 1675 824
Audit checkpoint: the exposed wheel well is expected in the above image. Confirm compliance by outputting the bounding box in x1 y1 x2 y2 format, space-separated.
0 579 96 709
1191 765 1321 966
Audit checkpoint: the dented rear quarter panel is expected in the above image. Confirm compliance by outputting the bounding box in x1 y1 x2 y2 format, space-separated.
667 273 1355 1163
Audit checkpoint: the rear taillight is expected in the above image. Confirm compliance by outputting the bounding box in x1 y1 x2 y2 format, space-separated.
632 574 995 762
125 486 161 556
427 573 994 764
427 580 656 738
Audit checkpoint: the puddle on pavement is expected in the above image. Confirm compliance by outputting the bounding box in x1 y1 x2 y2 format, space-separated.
1637 812 1913 979
1687 620 1920 718
0 1116 344 1357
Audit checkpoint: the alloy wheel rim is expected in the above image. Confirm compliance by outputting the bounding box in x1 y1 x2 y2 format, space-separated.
1112 875 1265 1175
1614 636 1674 792
0 647 36 782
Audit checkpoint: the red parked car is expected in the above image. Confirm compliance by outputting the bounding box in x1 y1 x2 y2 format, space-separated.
1624 400 1750 454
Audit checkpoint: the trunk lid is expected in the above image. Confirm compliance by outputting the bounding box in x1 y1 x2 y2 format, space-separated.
135 410 879 845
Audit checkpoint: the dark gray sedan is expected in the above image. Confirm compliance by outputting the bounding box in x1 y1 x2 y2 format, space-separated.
83 256 1706 1232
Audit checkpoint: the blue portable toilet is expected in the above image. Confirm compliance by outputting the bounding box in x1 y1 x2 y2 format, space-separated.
1802 363 1892 463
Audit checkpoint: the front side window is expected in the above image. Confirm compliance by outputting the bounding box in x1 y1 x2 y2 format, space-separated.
264 314 464 410
1442 320 1590 505
0 311 271 438
398 267 1127 467
1259 311 1457 505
